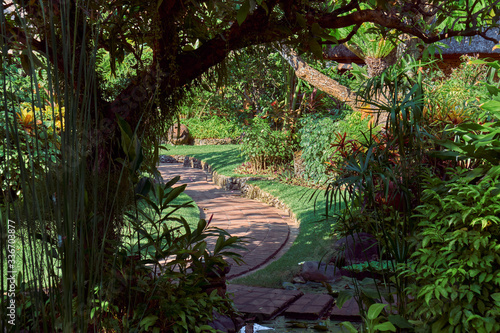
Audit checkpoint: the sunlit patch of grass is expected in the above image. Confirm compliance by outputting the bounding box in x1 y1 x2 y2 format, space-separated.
161 144 250 177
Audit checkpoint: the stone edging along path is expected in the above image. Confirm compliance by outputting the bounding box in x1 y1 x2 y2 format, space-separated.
159 155 299 279
160 154 300 226
159 155 352 323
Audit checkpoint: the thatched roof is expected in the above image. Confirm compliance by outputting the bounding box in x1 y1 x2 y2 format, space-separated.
325 30 500 63
439 29 499 55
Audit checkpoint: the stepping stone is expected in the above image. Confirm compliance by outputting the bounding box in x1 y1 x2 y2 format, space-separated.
284 293 334 320
329 298 362 322
228 285 303 320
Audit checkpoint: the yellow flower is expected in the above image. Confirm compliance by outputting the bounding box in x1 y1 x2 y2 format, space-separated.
16 107 35 130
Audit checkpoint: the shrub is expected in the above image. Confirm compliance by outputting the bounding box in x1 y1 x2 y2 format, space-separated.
182 116 241 139
0 63 39 106
298 114 339 182
299 111 370 182
408 167 500 332
0 103 62 205
407 76 500 332
240 117 295 171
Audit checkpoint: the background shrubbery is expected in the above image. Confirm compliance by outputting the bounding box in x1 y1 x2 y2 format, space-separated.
239 117 296 171
299 111 370 182
181 116 242 140
409 167 500 332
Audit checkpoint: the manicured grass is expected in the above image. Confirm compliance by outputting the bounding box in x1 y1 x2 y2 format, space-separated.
231 180 338 288
161 144 249 178
161 144 341 288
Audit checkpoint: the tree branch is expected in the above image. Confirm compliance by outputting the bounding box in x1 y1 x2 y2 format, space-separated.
277 44 365 113
317 8 499 44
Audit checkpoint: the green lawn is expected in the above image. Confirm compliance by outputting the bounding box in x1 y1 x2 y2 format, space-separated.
161 144 340 288
161 144 247 177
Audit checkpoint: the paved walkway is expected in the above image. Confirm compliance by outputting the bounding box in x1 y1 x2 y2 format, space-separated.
158 162 349 325
157 163 298 279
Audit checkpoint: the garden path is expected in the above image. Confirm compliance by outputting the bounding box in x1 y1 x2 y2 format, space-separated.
158 162 350 326
157 162 298 279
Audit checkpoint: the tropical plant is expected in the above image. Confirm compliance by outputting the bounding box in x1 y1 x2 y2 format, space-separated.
6 0 496 175
400 57 500 333
434 97 500 171
407 166 500 332
324 55 500 332
423 56 489 132
319 57 429 329
340 303 399 333
91 177 245 332
341 22 400 78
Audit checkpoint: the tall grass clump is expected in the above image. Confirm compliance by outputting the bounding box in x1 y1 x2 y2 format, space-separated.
0 2 243 332
0 2 124 331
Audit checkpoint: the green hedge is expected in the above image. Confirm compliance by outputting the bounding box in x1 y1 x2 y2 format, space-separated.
298 112 370 182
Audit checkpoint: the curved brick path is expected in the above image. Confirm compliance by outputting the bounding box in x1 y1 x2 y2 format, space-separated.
158 162 346 324
157 163 298 279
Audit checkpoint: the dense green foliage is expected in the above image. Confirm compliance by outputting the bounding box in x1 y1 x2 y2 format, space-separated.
404 79 500 331
239 117 296 171
409 167 500 332
3 0 500 330
114 179 242 332
299 112 370 182
96 48 153 102
178 47 287 125
325 55 500 332
298 114 340 182
182 116 242 140
0 63 37 105
2 175 243 332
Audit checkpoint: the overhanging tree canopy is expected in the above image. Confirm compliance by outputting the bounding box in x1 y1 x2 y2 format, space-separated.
3 0 499 145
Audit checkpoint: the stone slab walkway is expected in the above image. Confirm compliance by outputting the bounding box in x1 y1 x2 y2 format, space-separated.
227 285 303 320
284 293 335 320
